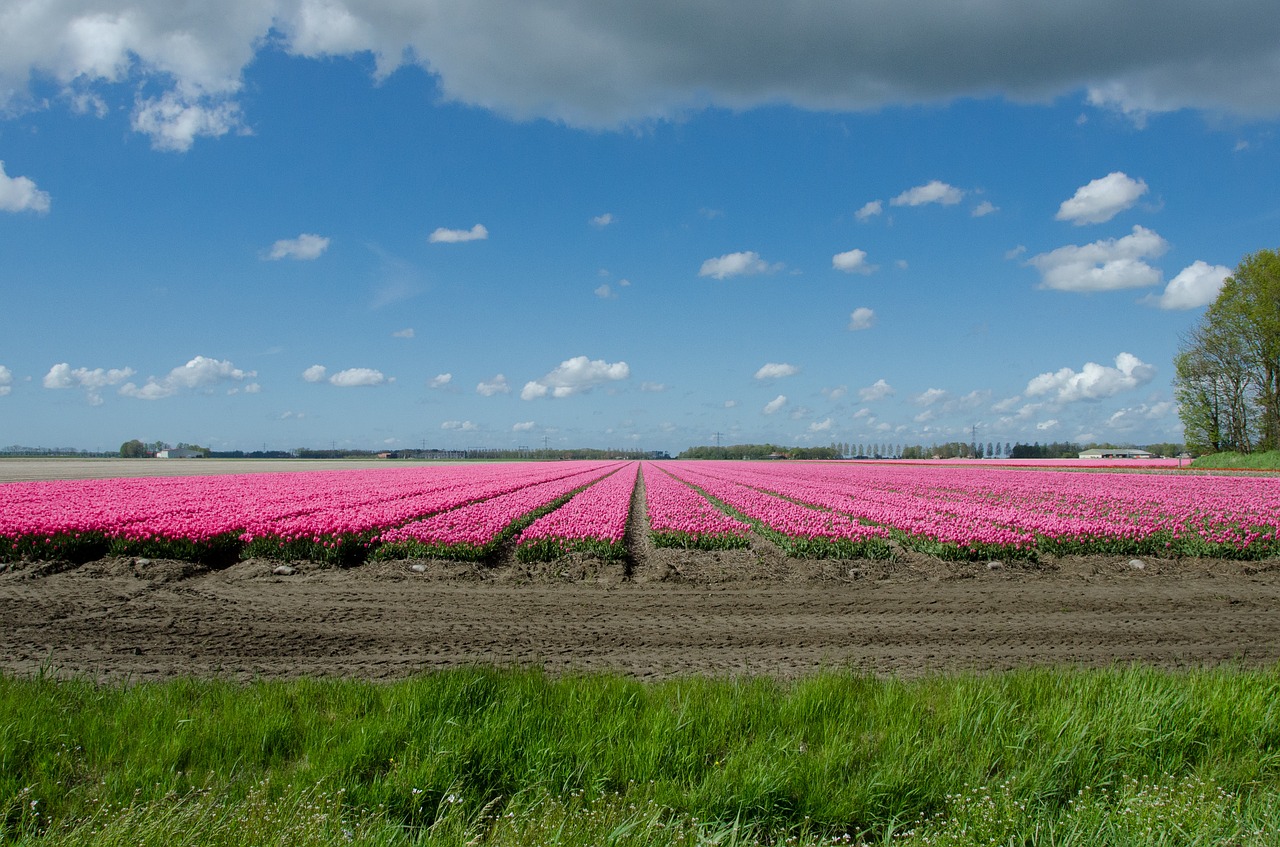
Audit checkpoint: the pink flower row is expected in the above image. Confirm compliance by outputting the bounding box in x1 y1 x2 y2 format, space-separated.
517 462 640 547
376 463 623 550
643 464 752 541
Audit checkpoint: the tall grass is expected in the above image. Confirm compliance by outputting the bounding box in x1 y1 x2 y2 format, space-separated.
3 666 1279 845
1192 450 1280 471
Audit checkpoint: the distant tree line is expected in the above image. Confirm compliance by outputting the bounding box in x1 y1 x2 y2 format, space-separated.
678 444 840 460
1175 248 1280 455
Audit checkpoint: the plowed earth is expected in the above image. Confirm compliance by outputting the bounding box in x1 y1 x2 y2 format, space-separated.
2 459 1279 682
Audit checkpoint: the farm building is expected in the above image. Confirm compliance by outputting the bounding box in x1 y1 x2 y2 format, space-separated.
1077 448 1154 459
155 447 204 459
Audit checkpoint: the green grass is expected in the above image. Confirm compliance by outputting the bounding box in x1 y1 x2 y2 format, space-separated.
4 665 1280 845
1191 450 1280 471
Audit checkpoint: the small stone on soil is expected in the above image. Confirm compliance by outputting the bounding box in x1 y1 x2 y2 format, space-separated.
986 561 1004 571
1129 559 1147 570
410 564 428 573
272 565 296 576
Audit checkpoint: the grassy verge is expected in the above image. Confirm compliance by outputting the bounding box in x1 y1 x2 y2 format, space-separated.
1192 450 1280 471
4 665 1279 845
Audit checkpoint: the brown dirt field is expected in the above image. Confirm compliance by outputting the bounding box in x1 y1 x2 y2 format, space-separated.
3 458 1279 682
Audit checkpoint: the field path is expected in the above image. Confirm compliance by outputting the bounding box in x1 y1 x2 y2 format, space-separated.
3 554 1278 682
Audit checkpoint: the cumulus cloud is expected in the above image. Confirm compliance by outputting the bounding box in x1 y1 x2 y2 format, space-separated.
477 374 510 396
5 2 1280 150
891 180 963 207
854 200 882 222
847 307 875 331
1055 172 1149 225
513 420 536 431
858 378 895 402
302 365 328 383
328 367 387 387
118 356 255 400
521 355 629 399
1027 225 1168 292
1142 260 1232 309
914 388 949 406
971 200 998 217
1025 352 1156 402
428 373 452 388
267 233 330 260
763 394 787 415
590 212 615 228
43 362 136 405
699 251 780 280
754 362 799 380
0 365 11 396
809 417 833 432
0 162 51 213
429 224 488 243
832 249 876 274
441 420 477 431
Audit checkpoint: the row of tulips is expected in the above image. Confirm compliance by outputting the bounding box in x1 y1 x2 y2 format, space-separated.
643 464 751 550
373 463 623 561
0 462 621 565
670 461 1280 560
659 463 894 559
514 462 641 561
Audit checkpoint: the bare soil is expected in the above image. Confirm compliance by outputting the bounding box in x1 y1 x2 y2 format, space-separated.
3 459 1278 683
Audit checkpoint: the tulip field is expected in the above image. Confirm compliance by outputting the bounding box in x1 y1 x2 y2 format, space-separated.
2 459 1279 566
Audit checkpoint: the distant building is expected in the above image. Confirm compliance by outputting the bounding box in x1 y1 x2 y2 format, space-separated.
155 447 204 459
1078 448 1154 459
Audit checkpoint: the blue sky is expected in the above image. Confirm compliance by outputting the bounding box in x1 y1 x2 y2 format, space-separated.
2 2 1279 455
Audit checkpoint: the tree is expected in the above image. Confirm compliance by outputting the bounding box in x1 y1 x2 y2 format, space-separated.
1175 248 1280 453
119 439 147 458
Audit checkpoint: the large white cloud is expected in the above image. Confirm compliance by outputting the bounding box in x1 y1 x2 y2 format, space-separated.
754 362 799 380
328 367 387 387
890 180 963 207
0 161 51 213
4 1 1280 150
118 355 255 399
699 251 779 280
521 355 629 399
476 374 510 396
1142 260 1232 309
832 249 876 274
858 378 894 402
1025 352 1156 402
43 362 136 405
1027 225 1168 292
267 233 330 260
847 307 875 331
1055 172 1148 225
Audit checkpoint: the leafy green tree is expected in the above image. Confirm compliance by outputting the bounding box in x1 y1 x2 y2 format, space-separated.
1175 248 1280 453
119 439 147 458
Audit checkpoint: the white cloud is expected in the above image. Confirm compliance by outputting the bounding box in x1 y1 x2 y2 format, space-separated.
595 283 617 298
914 388 949 406
832 249 876 274
428 373 452 389
43 362 135 405
1055 172 1149 225
640 381 666 392
0 161 51 213
302 365 328 383
441 420 477 431
131 92 246 152
847 307 875 331
699 251 780 280
6 2 1280 153
1142 260 1232 309
809 417 833 432
823 385 848 400
327 367 387 387
1025 352 1156 402
890 180 963 207
1027 225 1168 292
754 362 799 380
971 200 998 217
1036 419 1060 431
392 327 414 338
853 407 871 419
854 200 883 222
590 213 615 228
521 355 629 399
513 420 536 432
763 394 787 415
429 224 488 243
119 356 254 400
0 365 11 396
267 233 329 261
858 378 895 402
477 374 511 396
723 399 737 408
